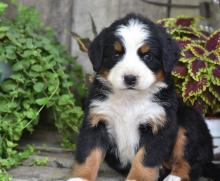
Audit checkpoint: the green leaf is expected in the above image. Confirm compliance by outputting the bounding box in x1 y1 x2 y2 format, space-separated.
11 73 24 83
5 45 17 59
26 39 34 49
48 84 57 93
58 94 72 105
22 100 31 109
7 101 17 109
33 82 45 92
0 2 8 14
22 50 34 58
0 32 6 39
6 32 21 47
35 97 49 105
1 80 17 92
31 65 43 72
24 109 37 119
0 102 10 113
12 62 23 71
32 157 48 166
6 141 17 148
0 26 9 32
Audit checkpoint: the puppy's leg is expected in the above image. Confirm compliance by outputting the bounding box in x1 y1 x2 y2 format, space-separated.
68 123 109 181
126 148 159 181
71 148 103 181
126 119 178 181
163 127 191 181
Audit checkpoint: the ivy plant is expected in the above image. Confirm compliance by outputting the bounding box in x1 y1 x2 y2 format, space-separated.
158 17 220 115
0 1 86 176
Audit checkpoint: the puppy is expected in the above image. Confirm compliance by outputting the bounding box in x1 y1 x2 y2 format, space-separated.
68 14 219 181
68 13 179 181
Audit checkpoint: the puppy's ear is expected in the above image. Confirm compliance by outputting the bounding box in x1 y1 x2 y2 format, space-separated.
88 28 107 72
158 26 180 73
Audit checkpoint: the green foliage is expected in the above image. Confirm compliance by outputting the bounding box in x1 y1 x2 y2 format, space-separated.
0 2 8 14
0 1 86 177
158 17 220 115
0 145 34 169
0 169 11 181
31 157 48 166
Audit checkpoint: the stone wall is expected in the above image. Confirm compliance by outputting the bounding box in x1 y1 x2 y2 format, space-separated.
17 0 203 73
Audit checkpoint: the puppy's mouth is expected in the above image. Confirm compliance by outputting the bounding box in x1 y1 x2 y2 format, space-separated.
122 86 137 91
127 87 136 90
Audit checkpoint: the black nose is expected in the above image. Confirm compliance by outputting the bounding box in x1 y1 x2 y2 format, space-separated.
124 75 137 87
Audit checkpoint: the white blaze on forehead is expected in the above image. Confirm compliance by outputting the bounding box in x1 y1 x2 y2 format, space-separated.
115 19 150 50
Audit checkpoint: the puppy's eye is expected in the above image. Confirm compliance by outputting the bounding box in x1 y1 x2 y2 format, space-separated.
138 43 152 61
114 51 123 58
141 53 153 61
113 41 124 59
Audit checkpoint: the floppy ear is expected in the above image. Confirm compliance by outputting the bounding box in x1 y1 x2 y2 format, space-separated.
88 28 107 72
158 26 180 73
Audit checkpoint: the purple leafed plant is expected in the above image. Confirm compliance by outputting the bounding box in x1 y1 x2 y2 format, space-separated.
158 17 220 115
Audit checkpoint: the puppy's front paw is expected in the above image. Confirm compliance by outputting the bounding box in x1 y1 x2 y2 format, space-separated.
67 178 88 181
163 175 181 181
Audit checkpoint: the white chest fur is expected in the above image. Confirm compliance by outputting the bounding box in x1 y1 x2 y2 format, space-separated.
90 90 165 166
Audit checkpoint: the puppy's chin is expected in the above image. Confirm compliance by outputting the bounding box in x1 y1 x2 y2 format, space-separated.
111 84 151 92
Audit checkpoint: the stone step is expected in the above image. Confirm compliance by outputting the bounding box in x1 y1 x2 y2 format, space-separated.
9 150 124 181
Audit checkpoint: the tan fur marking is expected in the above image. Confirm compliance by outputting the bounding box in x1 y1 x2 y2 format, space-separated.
99 68 109 79
139 43 150 54
155 71 165 82
127 148 159 181
86 74 95 84
114 41 124 53
147 115 167 134
171 127 191 181
73 149 103 181
89 113 106 126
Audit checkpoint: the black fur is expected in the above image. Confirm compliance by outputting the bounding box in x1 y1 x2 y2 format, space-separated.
74 14 220 181
88 28 108 72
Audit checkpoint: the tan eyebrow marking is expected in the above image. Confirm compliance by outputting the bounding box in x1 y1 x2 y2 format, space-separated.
139 43 150 54
114 41 124 52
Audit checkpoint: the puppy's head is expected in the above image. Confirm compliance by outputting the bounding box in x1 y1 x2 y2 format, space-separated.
89 14 179 91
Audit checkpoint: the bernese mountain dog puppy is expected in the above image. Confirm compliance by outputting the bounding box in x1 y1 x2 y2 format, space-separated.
68 14 220 181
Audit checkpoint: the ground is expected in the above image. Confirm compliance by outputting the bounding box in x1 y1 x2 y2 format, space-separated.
8 126 215 181
9 150 124 181
9 127 124 181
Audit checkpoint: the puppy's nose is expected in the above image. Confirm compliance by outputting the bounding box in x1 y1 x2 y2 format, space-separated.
124 75 137 87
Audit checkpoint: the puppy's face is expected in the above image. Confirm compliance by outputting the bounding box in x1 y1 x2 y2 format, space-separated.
107 20 162 91
89 14 179 91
